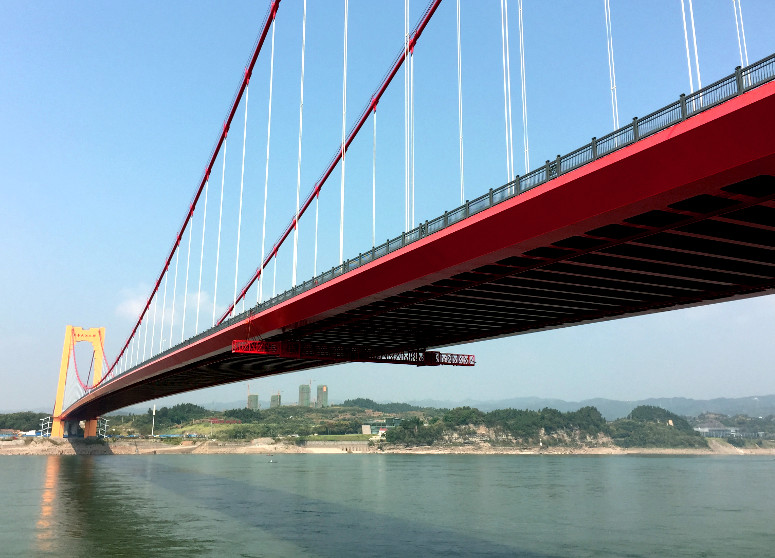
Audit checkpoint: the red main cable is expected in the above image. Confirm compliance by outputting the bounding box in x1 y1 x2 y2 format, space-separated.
110 0 283 376
218 0 444 325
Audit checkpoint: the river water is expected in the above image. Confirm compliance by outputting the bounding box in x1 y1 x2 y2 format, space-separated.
2 454 773 557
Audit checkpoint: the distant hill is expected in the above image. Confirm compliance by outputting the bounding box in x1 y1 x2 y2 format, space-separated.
407 395 775 420
79 394 775 421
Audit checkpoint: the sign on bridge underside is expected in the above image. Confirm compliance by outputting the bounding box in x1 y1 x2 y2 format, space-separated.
231 339 475 367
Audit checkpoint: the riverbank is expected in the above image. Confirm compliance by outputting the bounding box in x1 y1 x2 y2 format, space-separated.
1 436 773 456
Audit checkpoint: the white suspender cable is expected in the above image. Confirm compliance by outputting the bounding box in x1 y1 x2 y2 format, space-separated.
273 254 278 298
135 323 142 364
314 193 319 276
738 0 749 67
159 270 168 352
372 108 376 247
195 179 208 335
181 220 193 341
733 0 744 67
410 49 415 228
233 83 249 317
131 326 137 367
688 0 701 89
142 301 149 361
604 0 620 130
499 0 513 180
680 0 695 94
212 140 227 326
504 0 515 180
404 0 410 232
129 334 135 368
260 19 277 304
150 291 158 356
169 246 180 349
457 0 464 203
292 0 307 287
136 326 142 364
518 0 529 173
733 0 750 69
339 0 348 265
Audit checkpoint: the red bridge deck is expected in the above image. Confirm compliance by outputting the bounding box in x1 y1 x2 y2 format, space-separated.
63 79 775 420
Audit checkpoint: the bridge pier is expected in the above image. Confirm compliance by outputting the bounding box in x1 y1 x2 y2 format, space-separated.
83 420 99 438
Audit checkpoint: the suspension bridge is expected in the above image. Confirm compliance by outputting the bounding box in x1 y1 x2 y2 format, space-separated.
50 0 775 436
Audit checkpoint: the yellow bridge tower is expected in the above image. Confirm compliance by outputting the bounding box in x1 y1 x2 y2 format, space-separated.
51 325 106 438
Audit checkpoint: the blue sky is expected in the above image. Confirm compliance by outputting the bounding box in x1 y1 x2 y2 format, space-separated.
2 1 775 412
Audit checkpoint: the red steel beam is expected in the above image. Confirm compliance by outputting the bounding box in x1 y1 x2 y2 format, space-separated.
218 0 444 324
112 1 282 374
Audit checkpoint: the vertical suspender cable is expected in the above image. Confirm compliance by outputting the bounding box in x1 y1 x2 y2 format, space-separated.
212 141 227 326
372 108 376 247
680 0 695 93
260 18 277 303
499 0 513 180
129 328 135 367
339 0 348 265
195 180 209 335
150 290 158 357
142 302 149 361
273 254 278 298
292 0 307 287
181 219 193 341
410 49 415 228
518 0 529 173
733 0 749 69
457 0 465 203
233 83 250 317
169 247 180 349
737 0 750 86
688 0 701 89
733 0 744 67
231 85 250 316
404 0 410 232
159 271 168 352
314 193 319 276
738 0 748 67
134 324 142 364
504 0 515 179
604 0 620 130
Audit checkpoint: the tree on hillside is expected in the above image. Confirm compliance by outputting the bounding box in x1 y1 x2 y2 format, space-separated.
628 405 693 433
224 408 262 423
443 406 484 426
0 412 49 431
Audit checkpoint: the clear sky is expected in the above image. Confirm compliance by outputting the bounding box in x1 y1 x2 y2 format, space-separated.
2 1 775 412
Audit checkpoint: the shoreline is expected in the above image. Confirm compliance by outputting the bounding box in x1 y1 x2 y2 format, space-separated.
1 437 772 456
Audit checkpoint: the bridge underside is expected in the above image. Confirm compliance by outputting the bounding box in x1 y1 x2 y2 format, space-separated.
64 81 775 420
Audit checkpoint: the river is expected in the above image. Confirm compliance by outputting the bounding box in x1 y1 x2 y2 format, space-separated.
2 454 773 557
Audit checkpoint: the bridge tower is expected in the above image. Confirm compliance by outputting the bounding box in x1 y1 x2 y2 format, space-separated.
51 325 106 438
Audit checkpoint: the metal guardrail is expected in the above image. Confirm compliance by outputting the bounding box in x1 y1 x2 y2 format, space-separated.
99 54 775 391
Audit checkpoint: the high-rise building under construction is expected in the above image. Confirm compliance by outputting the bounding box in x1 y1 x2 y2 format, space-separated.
299 384 311 407
270 394 281 408
317 385 328 408
247 394 259 410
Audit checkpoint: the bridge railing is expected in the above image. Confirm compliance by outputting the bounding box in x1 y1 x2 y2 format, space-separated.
98 52 775 391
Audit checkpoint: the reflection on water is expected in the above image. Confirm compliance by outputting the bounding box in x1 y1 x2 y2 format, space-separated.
3 455 774 557
34 456 59 553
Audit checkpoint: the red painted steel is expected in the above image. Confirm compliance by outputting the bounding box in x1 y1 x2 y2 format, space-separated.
62 80 775 420
231 339 475 366
218 0 445 324
111 0 282 375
